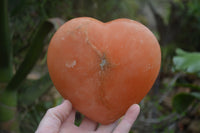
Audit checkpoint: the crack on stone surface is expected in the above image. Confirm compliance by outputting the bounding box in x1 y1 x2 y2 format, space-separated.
85 31 103 57
83 28 113 110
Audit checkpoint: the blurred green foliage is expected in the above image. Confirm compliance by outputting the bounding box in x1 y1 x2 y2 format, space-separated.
172 49 200 114
174 0 200 51
0 0 55 132
150 0 200 51
173 49 200 74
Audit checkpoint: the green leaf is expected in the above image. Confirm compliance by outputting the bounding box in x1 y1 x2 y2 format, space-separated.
6 20 53 90
18 73 53 106
190 92 200 100
172 93 195 113
173 48 200 73
0 0 13 82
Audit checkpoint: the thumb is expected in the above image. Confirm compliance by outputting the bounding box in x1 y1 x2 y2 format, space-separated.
35 100 72 133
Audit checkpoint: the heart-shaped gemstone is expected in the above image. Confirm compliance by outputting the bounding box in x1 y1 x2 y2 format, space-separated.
47 17 161 124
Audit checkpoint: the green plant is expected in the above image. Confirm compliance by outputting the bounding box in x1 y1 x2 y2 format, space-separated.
172 48 200 113
149 0 200 50
0 0 64 132
173 48 200 74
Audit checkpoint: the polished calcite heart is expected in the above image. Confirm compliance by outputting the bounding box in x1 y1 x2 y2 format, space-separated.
47 17 161 124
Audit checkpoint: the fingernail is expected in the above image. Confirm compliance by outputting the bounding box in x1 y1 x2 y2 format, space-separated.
130 104 140 112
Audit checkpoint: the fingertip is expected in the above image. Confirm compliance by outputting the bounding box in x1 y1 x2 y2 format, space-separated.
124 104 140 124
126 104 140 118
62 99 72 107
112 104 140 133
129 104 140 113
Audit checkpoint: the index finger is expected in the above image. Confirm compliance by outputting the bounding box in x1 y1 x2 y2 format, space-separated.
35 100 72 133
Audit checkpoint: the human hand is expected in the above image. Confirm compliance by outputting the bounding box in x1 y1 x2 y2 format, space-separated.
35 100 140 133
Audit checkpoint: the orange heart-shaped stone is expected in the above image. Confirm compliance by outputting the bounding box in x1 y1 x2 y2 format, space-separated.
47 17 161 124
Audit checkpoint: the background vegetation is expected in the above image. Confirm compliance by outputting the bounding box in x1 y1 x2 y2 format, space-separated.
0 0 200 132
